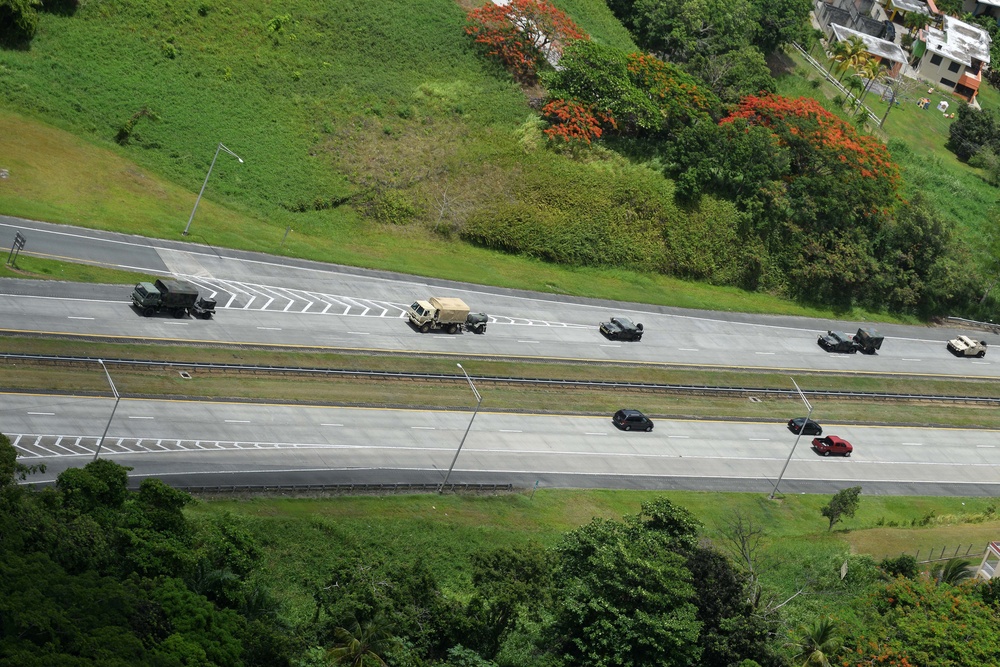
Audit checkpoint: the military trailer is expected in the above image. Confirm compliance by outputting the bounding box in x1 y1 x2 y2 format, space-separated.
407 297 470 333
465 312 489 334
131 279 216 319
853 327 883 355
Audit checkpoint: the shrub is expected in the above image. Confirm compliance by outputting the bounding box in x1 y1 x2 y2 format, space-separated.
0 0 41 45
541 98 614 144
465 0 587 83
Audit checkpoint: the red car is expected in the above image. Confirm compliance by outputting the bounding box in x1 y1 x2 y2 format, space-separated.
812 435 853 457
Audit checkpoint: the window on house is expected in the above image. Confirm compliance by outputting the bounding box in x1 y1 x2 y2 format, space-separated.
940 77 957 88
930 54 943 66
948 61 961 73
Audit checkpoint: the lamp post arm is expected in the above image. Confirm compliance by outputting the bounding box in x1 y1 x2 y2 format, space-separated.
438 396 481 492
770 405 812 499
94 359 121 461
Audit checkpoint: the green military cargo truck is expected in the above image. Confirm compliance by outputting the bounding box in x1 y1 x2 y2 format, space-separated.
131 279 216 319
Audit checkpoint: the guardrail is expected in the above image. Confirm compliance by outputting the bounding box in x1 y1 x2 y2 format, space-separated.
945 316 1000 335
149 482 516 496
3 352 1000 404
791 42 881 127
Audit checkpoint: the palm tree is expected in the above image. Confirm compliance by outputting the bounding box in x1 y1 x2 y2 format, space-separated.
933 558 974 586
857 59 886 105
903 13 932 37
842 37 870 82
792 617 842 667
327 615 398 667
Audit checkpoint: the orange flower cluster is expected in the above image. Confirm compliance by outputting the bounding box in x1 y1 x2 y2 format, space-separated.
541 99 616 144
466 0 587 83
722 94 900 187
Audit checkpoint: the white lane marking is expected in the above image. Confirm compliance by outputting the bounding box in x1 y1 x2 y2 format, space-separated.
347 331 370 335
749 438 770 441
162 322 188 326
499 429 522 433
977 445 996 448
755 352 775 355
27 412 55 415
321 423 343 427
411 426 435 430
901 442 923 446
256 326 282 331
518 340 539 344
600 344 621 348
972 361 990 365
225 419 250 423
585 432 606 436
668 435 690 439
902 358 921 361
67 316 94 320
678 348 699 352
128 416 154 420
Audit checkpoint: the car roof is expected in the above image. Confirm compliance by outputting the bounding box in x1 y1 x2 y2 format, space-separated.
824 436 850 445
617 409 644 416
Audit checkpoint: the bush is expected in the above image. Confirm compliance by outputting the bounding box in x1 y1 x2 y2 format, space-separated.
0 0 41 45
878 554 918 579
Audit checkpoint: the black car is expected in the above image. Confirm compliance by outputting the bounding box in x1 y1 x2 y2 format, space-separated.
818 331 857 354
612 409 653 431
600 316 644 341
787 417 822 436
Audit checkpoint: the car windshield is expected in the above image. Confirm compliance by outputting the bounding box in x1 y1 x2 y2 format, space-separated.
411 303 427 316
616 318 634 327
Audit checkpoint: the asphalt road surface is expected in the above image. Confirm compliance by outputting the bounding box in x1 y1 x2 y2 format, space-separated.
1 217 997 378
5 394 1000 496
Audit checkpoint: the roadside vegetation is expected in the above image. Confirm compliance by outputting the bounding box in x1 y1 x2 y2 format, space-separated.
5 434 1000 667
0 253 149 283
1 0 998 321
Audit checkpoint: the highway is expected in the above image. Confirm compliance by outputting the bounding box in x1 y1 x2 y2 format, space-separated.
3 216 1000 495
4 394 1000 495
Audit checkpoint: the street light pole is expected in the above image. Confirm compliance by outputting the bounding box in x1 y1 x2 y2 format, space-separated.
770 378 812 500
182 142 244 236
439 363 482 493
93 359 121 462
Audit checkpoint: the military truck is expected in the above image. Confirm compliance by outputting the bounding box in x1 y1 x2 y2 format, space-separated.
407 297 470 333
818 327 883 354
947 335 987 358
131 279 216 319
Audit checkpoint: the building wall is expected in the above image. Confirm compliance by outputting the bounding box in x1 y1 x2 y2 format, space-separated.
916 50 967 91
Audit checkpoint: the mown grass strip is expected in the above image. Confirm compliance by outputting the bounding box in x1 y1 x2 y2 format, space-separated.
0 254 149 284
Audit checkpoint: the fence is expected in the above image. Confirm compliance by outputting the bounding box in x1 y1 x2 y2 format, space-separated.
885 543 987 564
791 42 882 128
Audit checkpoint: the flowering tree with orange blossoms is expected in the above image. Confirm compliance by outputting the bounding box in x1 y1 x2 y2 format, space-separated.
720 94 900 231
541 99 615 145
466 0 587 83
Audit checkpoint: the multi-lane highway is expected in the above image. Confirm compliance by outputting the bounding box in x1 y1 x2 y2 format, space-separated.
5 394 1000 496
2 216 1000 494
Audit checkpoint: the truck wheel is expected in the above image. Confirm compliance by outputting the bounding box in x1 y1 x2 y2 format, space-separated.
823 450 831 456
142 307 155 317
624 425 631 431
635 334 642 341
420 322 431 334
448 323 459 334
978 351 986 358
173 309 187 318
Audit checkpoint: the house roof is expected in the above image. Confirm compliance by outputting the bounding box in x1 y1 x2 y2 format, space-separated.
889 0 931 14
831 24 909 64
923 16 991 66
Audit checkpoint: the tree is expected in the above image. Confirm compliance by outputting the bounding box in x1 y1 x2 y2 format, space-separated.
903 12 932 37
549 517 702 667
748 0 812 54
0 0 41 46
465 0 587 83
792 618 841 667
932 557 974 586
328 615 397 667
832 36 869 83
820 486 862 531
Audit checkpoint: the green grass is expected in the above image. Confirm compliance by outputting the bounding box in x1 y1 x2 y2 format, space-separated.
0 253 149 283
187 490 1000 622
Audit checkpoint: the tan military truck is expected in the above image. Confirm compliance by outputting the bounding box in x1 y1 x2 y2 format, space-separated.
407 297 470 334
947 335 987 358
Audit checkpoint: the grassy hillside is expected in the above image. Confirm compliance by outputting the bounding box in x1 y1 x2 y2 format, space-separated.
190 489 1000 629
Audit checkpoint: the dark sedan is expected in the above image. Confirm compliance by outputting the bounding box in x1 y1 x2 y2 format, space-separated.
818 331 857 353
787 418 822 436
612 409 653 432
600 316 644 341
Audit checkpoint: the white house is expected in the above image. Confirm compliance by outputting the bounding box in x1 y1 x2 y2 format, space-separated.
913 15 991 103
